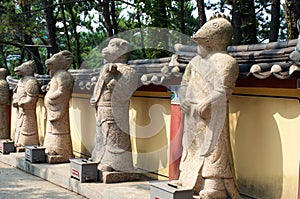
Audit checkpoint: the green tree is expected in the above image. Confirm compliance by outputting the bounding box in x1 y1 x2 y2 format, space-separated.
284 0 300 39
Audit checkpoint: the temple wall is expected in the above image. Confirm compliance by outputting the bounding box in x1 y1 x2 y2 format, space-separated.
130 91 171 179
9 86 300 197
9 90 171 179
229 87 300 199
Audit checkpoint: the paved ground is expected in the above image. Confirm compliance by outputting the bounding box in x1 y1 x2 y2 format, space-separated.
0 162 85 199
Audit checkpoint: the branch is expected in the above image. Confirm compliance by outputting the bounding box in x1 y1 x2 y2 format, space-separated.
0 41 23 48
115 0 136 7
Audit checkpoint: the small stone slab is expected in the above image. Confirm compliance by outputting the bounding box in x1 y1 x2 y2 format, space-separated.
46 154 74 164
102 171 141 183
16 147 25 152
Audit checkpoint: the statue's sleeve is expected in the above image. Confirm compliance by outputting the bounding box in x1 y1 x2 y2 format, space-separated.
199 57 239 157
90 64 109 107
46 72 73 121
18 78 39 106
0 82 9 105
46 72 73 103
178 61 192 105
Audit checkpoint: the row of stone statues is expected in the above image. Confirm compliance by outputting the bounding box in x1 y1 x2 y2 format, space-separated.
0 14 240 198
7 51 74 163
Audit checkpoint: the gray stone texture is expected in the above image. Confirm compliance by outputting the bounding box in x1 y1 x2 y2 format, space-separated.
43 50 74 163
176 14 240 198
90 38 139 180
12 61 39 150
0 68 10 139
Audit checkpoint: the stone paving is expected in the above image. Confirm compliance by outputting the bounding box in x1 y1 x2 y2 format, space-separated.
0 152 151 199
0 161 85 199
0 152 253 199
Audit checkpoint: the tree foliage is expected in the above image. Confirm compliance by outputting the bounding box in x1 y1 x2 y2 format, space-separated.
0 0 297 74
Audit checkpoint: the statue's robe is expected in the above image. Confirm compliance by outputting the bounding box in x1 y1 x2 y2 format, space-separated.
91 63 138 172
44 70 73 159
178 52 239 193
0 79 9 139
13 76 39 146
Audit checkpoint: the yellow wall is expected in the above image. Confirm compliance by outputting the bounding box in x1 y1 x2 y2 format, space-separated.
69 94 96 157
10 86 300 198
230 87 300 199
10 91 172 179
130 91 171 179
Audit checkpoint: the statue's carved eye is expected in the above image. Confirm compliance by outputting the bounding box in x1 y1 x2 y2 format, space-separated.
212 22 219 29
110 42 116 47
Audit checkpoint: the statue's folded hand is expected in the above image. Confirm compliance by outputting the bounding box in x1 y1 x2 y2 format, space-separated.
180 101 191 114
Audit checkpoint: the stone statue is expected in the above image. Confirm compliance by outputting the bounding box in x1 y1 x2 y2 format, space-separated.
175 14 240 198
289 19 300 74
0 68 10 139
90 38 138 181
12 61 39 151
43 50 74 163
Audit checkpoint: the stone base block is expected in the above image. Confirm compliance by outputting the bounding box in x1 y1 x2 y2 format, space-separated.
101 171 141 183
46 154 74 164
16 147 25 152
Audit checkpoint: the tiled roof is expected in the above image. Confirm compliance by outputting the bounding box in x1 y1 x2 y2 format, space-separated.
174 39 298 80
6 38 300 93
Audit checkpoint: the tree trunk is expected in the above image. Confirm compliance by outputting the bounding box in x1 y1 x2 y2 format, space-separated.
136 12 147 59
0 45 8 71
269 0 280 42
24 36 44 74
231 0 243 45
284 0 300 39
67 5 82 68
21 1 44 74
103 0 114 37
196 0 206 27
61 4 71 52
42 0 60 54
231 0 257 45
111 0 118 35
180 0 185 33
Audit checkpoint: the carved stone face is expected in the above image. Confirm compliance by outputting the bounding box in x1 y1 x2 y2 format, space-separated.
101 38 131 63
45 50 73 72
14 61 35 77
192 17 232 49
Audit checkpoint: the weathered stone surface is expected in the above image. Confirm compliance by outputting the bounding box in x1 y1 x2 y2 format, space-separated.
12 61 39 150
43 50 74 163
0 68 10 139
289 19 300 75
90 38 138 180
102 171 141 183
176 14 240 198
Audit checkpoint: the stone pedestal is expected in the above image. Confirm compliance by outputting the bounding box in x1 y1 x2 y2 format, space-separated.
46 153 74 164
101 171 141 183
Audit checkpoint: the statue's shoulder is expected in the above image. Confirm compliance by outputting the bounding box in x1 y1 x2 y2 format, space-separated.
24 77 39 96
116 63 137 78
56 70 73 80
